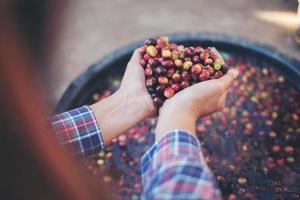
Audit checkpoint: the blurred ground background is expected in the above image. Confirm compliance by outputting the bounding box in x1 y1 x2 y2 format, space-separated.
48 0 299 106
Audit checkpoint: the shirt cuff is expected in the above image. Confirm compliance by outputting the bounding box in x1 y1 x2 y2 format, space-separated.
49 106 104 157
142 130 207 174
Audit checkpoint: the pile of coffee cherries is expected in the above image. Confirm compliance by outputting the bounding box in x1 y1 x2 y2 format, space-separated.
83 51 299 200
139 37 229 107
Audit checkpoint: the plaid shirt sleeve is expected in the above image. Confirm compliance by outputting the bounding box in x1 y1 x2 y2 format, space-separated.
141 130 222 200
49 106 104 157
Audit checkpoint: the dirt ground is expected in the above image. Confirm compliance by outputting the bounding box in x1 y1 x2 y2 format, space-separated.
48 0 299 106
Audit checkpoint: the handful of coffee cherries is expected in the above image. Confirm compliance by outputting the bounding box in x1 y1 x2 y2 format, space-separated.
139 36 229 107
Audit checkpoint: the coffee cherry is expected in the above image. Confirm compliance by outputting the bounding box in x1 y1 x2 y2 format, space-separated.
153 97 163 107
186 47 195 57
191 64 203 75
171 83 180 92
148 58 159 67
146 77 156 87
155 66 167 75
228 194 237 200
285 145 294 153
140 59 147 68
143 53 151 62
199 70 210 81
180 81 189 89
205 58 213 65
139 46 146 55
183 61 193 70
162 49 172 58
172 51 180 60
192 55 200 63
172 73 181 82
182 71 190 81
145 38 157 46
191 74 198 81
194 46 204 54
145 67 153 77
157 36 168 45
164 87 175 98
200 52 209 60
184 57 192 62
161 60 173 68
174 59 183 68
166 68 175 78
146 45 158 57
214 71 223 79
277 159 285 166
206 65 215 75
214 58 222 71
272 145 280 152
158 76 169 85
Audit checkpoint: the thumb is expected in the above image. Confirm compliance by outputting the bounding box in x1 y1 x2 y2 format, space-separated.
217 69 239 92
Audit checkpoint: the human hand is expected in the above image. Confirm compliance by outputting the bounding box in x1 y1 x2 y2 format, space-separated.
90 49 155 143
155 49 239 140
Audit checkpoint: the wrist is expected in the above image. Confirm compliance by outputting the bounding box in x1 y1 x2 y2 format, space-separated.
156 102 197 141
90 88 153 143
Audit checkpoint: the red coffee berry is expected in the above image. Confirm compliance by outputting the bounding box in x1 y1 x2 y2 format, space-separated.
145 67 153 77
171 83 180 92
192 55 200 63
143 53 151 62
139 46 146 55
146 77 156 87
182 71 190 81
157 36 168 45
174 59 183 68
272 145 280 152
180 81 189 89
199 70 210 81
200 52 209 60
172 73 181 82
164 87 175 98
205 58 214 65
207 65 215 75
140 59 147 68
191 64 203 75
285 145 293 153
167 68 175 78
158 76 169 86
214 71 223 79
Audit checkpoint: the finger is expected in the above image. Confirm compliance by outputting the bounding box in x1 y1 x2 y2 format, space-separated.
124 49 144 78
128 49 141 65
217 69 239 92
211 47 225 64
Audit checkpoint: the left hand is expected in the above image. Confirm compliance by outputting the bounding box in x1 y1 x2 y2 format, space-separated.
90 49 155 143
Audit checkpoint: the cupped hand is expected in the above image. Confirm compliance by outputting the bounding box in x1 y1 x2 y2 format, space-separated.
155 48 239 140
91 49 155 143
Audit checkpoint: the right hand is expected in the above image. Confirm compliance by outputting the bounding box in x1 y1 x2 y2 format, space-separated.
155 49 239 140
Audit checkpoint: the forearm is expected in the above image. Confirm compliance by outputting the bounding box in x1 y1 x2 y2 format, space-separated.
90 89 150 143
142 130 221 199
